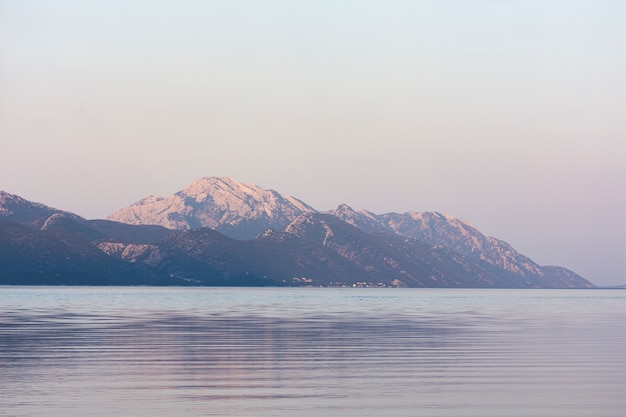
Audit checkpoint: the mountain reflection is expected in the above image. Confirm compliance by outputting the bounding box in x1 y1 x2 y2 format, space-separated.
2 310 466 401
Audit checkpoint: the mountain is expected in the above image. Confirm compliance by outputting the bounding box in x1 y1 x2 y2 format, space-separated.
0 194 177 285
329 205 592 288
107 177 316 239
261 213 513 287
0 191 81 229
1 184 595 288
0 220 158 285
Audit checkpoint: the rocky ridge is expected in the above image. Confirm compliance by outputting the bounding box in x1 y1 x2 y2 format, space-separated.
329 205 583 288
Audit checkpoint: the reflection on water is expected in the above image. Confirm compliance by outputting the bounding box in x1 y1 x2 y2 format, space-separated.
1 288 625 417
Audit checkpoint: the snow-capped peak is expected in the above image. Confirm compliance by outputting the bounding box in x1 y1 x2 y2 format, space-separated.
107 176 316 239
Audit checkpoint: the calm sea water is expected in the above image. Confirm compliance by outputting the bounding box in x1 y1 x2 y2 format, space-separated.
1 287 624 417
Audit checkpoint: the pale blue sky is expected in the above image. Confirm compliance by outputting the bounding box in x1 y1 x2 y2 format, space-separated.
1 1 624 285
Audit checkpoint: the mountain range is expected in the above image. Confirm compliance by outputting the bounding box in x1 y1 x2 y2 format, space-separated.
1 177 594 288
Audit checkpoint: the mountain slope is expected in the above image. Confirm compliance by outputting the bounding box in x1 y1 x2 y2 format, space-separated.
381 211 543 275
271 213 590 288
0 191 81 229
0 221 156 285
268 213 504 287
330 206 593 288
107 177 316 239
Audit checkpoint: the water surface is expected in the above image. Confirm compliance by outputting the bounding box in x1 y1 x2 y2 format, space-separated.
1 287 624 416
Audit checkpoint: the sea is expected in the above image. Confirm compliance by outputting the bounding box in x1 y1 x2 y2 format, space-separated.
1 287 624 417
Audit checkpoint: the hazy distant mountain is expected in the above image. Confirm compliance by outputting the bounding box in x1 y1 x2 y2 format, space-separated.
107 177 316 239
0 183 595 288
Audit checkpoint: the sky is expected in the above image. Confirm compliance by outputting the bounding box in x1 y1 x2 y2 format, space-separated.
1 0 625 286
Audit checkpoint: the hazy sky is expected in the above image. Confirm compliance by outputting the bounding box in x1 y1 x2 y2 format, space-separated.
1 1 625 285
